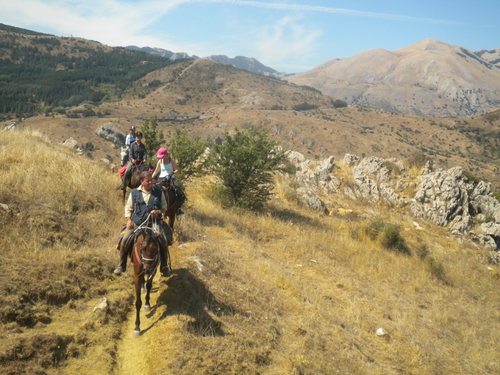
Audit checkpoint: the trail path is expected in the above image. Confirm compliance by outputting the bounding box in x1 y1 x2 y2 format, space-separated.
164 59 201 89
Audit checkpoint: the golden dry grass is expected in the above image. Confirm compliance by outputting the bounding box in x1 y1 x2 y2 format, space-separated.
1 130 499 375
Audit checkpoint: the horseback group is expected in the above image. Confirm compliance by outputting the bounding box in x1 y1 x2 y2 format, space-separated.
114 126 186 333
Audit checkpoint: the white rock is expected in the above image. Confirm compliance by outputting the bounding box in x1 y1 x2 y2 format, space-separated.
93 297 108 312
190 256 205 272
375 327 387 336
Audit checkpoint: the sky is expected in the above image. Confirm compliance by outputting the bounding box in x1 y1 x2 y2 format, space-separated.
1 0 498 73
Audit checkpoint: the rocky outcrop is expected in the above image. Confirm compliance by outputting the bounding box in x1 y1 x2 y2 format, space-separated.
285 150 500 253
346 157 409 207
95 123 124 148
286 151 339 212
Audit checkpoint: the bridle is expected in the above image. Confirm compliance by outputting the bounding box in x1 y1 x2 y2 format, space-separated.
134 214 161 280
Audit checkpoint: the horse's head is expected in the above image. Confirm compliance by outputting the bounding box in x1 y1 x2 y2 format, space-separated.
137 229 160 276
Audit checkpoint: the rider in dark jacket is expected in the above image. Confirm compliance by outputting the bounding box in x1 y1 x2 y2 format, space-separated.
119 132 147 191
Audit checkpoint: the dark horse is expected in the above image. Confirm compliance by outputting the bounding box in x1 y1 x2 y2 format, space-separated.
130 216 167 335
157 178 183 231
122 162 149 202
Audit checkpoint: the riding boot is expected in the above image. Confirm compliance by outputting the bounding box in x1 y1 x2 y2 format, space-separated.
114 245 128 275
159 243 171 277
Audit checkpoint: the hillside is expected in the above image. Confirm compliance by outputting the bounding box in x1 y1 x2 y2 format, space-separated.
1 129 499 375
286 39 500 118
0 23 177 117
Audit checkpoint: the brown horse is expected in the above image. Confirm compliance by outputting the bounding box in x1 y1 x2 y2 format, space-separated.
122 163 149 202
130 221 165 336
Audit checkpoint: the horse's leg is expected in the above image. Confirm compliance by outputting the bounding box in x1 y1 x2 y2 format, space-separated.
133 272 143 335
122 186 126 203
144 278 153 312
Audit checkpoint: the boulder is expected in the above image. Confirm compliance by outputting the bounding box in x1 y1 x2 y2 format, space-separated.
296 187 327 213
96 123 124 147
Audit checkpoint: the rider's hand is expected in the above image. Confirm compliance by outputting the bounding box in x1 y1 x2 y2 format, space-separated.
126 218 134 230
150 210 161 217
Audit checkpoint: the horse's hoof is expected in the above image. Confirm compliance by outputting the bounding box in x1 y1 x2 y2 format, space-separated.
132 329 141 337
144 305 151 312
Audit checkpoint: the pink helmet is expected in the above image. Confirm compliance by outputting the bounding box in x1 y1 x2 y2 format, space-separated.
156 147 168 158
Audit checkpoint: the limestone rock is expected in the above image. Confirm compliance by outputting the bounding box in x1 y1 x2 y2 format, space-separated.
61 137 78 149
343 153 359 167
96 123 125 147
297 187 327 213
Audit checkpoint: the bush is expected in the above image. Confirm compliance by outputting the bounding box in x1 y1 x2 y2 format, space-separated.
140 118 164 166
364 219 386 240
426 257 451 285
380 224 410 254
332 99 347 108
208 127 286 209
416 244 429 259
168 129 207 181
463 170 480 185
292 103 317 111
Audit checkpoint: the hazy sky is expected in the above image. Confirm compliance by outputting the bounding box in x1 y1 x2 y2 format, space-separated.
1 0 498 72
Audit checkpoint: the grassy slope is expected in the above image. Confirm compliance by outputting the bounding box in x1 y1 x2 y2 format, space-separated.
0 130 130 374
1 130 499 374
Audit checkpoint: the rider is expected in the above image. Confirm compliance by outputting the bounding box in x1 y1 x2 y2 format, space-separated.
114 171 172 277
125 125 137 148
121 126 137 166
119 131 147 191
152 147 186 214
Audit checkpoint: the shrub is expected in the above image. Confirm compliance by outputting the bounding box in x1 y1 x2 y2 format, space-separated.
380 224 410 254
364 219 386 240
292 103 317 111
168 129 207 182
416 244 429 259
332 99 347 108
208 127 286 209
426 257 451 285
463 170 480 185
140 118 164 166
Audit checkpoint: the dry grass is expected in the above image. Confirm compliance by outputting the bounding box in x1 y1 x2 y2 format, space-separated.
1 130 499 374
0 130 130 375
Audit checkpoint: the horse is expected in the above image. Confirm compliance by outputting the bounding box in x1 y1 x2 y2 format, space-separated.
130 215 168 336
157 177 183 231
122 162 149 202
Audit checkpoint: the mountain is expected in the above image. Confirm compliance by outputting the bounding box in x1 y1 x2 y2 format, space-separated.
286 39 500 118
125 45 197 60
474 48 500 68
206 55 278 76
124 45 279 76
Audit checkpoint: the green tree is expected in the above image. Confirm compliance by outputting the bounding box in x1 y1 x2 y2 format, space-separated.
209 127 286 209
169 129 207 182
140 118 164 166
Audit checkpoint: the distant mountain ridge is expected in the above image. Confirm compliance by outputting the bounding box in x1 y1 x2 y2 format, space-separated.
287 39 500 118
125 45 197 61
474 48 500 68
125 45 279 76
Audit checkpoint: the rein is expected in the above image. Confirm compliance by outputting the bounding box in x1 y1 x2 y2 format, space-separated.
133 214 162 280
